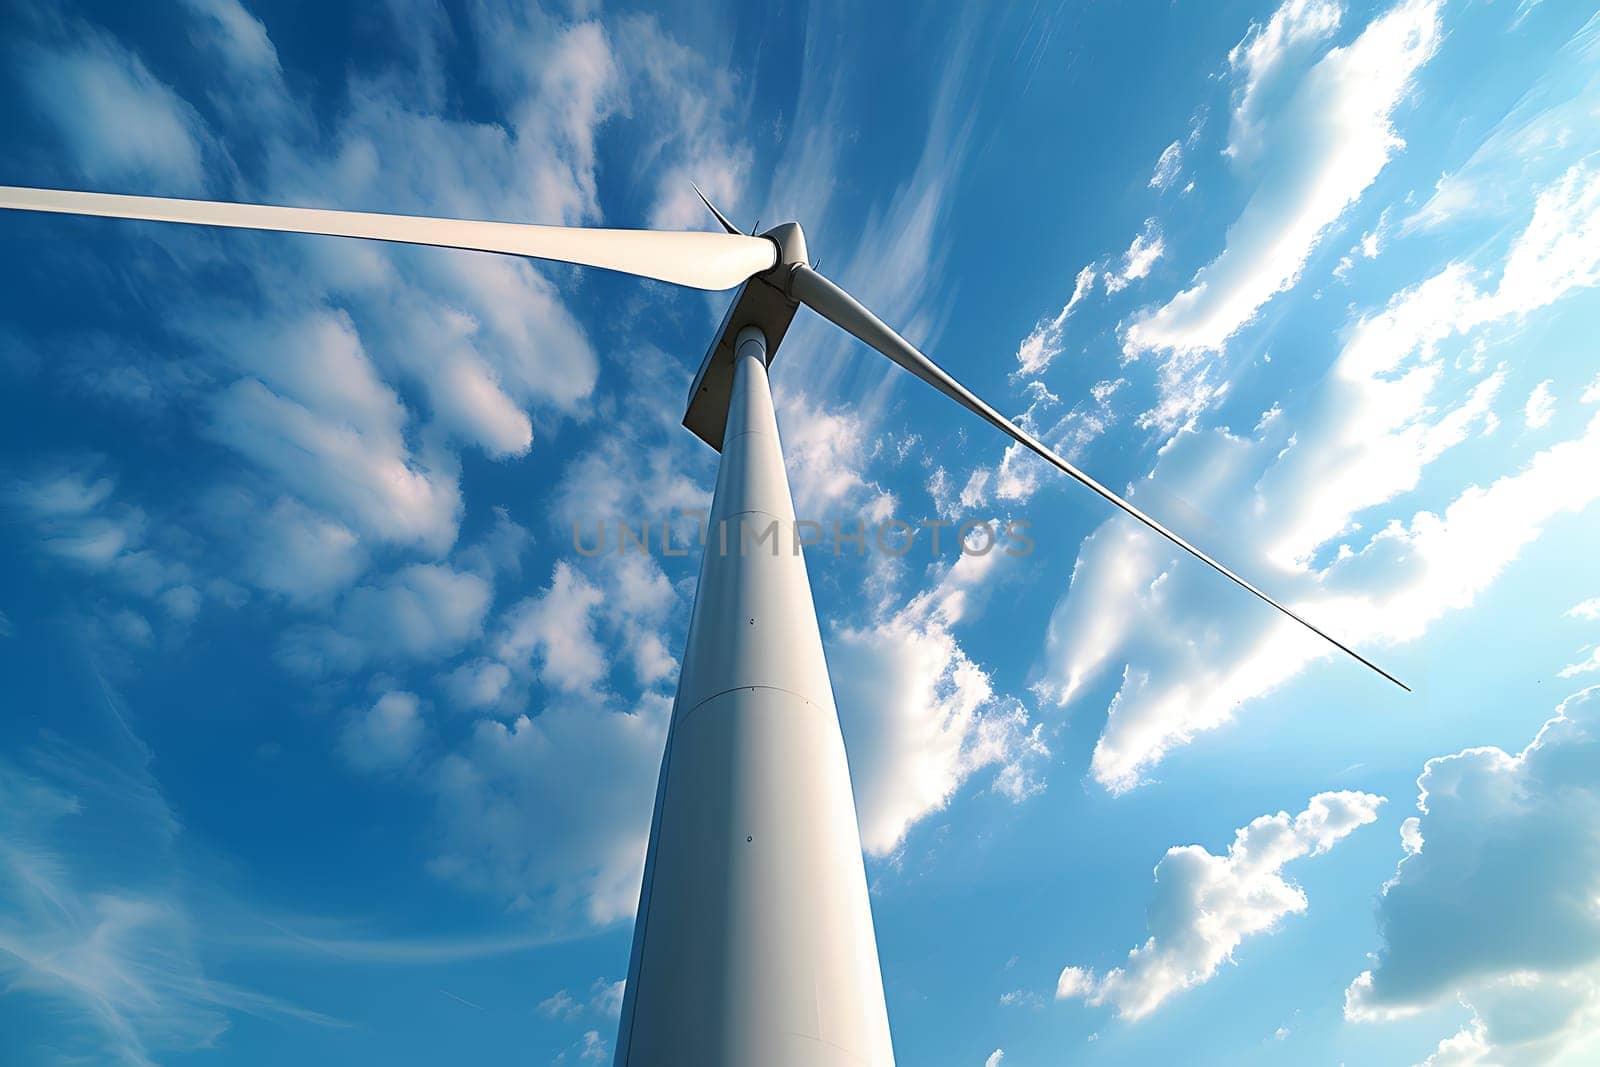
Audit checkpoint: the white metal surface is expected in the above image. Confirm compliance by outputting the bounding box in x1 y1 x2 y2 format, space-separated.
0 185 776 291
615 327 894 1066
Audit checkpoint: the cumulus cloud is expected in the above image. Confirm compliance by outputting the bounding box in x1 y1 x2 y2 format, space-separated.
342 691 426 773
444 658 514 711
1058 791 1383 1020
1126 0 1442 416
429 692 670 925
411 364 705 928
281 563 492 677
830 550 1047 856
539 987 582 1021
495 561 607 695
220 494 367 606
774 387 895 521
539 977 625 1022
210 377 463 555
1345 687 1600 1064
1041 158 1600 792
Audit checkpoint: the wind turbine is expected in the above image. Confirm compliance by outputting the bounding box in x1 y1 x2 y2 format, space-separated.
0 183 1407 1066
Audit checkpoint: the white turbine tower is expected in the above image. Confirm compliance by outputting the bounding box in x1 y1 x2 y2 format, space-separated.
0 183 1407 1066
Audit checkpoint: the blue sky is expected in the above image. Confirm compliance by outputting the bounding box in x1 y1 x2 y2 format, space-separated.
2 0 1599 1063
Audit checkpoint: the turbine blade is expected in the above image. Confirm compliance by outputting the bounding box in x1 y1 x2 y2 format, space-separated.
788 264 1409 692
0 185 776 291
689 181 741 236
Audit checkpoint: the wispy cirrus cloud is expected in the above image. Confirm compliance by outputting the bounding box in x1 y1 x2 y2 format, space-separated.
1125 0 1442 429
1409 10 1600 232
0 688 340 1066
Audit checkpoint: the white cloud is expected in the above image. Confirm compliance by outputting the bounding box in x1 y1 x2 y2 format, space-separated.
342 565 492 660
217 493 366 606
1345 686 1600 1064
577 1029 609 1063
1058 791 1383 1020
1149 141 1184 192
179 0 280 79
1105 220 1165 294
979 379 1122 509
541 976 625 1023
1057 965 1097 999
205 336 462 555
9 463 197 613
444 658 514 710
774 388 894 521
539 987 581 1021
999 987 1042 1008
1015 266 1096 377
589 977 625 1017
1333 211 1391 281
495 562 607 695
1525 380 1557 428
17 28 207 192
342 691 425 773
985 1050 1005 1067
830 551 1047 856
612 16 756 234
1127 0 1441 370
462 15 619 227
1061 403 1600 792
1226 0 1344 164
1568 598 1600 621
282 563 492 677
429 693 670 926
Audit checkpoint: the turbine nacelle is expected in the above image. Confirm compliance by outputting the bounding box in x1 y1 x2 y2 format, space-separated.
682 223 806 450
759 220 808 272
